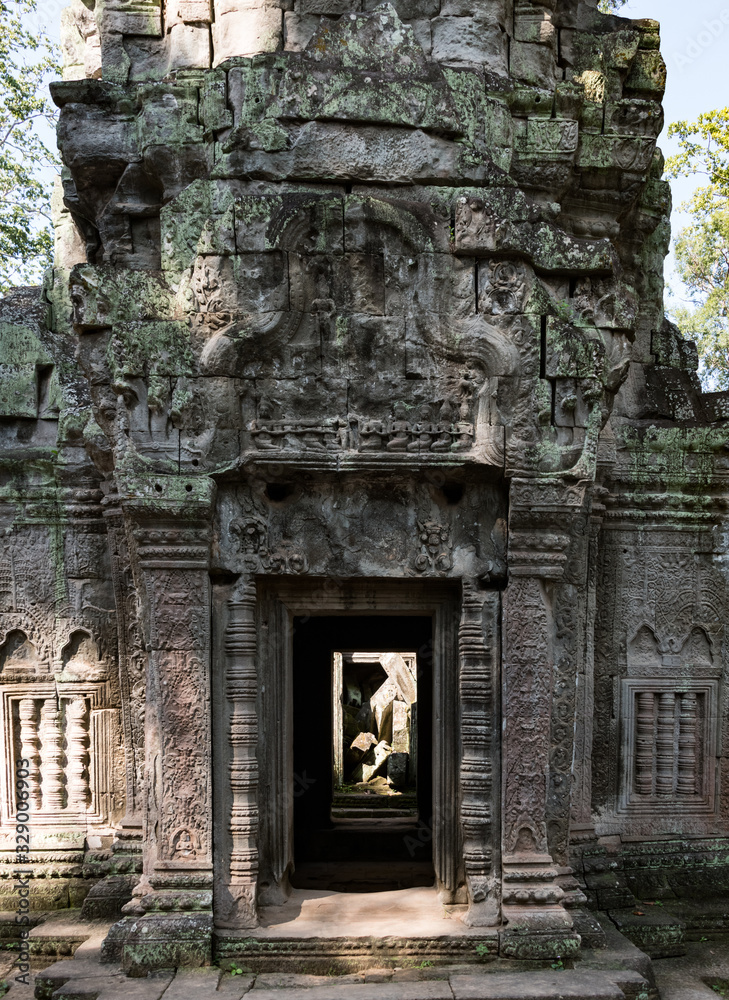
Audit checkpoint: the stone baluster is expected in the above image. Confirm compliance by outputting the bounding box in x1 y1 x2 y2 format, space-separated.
655 692 676 795
40 698 65 811
65 696 90 811
677 692 698 796
225 580 259 926
634 692 655 796
459 582 497 926
18 698 42 811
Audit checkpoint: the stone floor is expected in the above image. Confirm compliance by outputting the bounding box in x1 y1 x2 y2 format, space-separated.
651 936 729 1000
1 913 727 1000
255 887 477 937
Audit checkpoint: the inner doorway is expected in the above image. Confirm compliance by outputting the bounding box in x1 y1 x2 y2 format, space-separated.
291 616 433 892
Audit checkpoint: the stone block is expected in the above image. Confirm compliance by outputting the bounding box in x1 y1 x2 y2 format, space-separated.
361 739 392 781
163 966 224 1000
97 0 162 36
609 907 686 958
289 252 384 315
431 16 508 73
624 48 666 97
235 193 344 253
167 22 212 70
388 750 408 787
407 18 432 56
218 0 290 12
212 6 283 64
284 11 320 50
363 0 439 18
162 180 236 270
392 699 411 752
449 971 626 999
233 252 289 312
322 315 406 380
514 10 556 45
510 39 557 87
167 0 213 23
441 0 507 16
219 120 493 184
80 875 137 919
61 0 102 81
297 0 351 13
277 64 460 133
345 195 450 255
0 364 39 419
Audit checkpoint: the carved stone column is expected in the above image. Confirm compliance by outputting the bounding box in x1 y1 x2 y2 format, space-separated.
215 576 259 927
500 478 587 959
459 581 499 927
108 474 215 974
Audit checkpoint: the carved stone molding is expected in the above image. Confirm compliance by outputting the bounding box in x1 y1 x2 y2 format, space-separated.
215 576 259 928
459 581 499 927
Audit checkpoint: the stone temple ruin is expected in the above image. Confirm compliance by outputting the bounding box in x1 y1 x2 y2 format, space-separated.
0 0 728 979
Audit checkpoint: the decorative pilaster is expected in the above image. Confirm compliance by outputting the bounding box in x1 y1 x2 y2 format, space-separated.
104 503 147 823
500 478 587 960
108 473 215 975
459 581 498 927
222 578 259 926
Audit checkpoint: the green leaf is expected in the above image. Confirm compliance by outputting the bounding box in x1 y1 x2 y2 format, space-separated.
0 0 61 294
666 108 729 390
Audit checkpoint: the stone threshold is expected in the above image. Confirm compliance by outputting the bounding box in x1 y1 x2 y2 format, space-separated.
10 907 673 1000
215 886 496 971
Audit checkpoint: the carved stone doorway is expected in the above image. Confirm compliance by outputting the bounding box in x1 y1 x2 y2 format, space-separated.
212 575 504 936
289 615 433 893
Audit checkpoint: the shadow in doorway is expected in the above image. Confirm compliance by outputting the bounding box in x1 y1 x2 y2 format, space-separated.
291 615 434 893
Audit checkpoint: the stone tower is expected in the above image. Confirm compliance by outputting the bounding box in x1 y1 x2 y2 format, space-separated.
0 0 727 974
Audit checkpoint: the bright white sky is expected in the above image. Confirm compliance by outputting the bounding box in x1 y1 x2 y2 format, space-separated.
21 0 729 304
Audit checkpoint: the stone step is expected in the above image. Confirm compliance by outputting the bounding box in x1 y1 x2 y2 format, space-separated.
34 962 653 1000
608 908 686 959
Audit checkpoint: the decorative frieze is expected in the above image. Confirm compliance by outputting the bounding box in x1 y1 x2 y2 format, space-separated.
249 404 475 455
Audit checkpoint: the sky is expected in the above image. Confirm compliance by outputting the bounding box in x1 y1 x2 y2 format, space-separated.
20 0 729 305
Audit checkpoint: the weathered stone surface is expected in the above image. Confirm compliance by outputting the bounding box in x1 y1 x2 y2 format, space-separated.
1 0 728 979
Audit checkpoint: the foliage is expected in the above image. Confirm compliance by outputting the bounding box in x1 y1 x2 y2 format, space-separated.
666 110 729 389
597 0 628 13
0 0 60 294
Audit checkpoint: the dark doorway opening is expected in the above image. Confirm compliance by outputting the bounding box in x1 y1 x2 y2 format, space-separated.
291 615 434 892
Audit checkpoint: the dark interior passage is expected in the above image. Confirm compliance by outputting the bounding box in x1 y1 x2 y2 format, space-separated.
291 615 433 892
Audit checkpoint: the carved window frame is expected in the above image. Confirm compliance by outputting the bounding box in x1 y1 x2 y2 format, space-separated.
618 677 719 817
0 680 118 834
